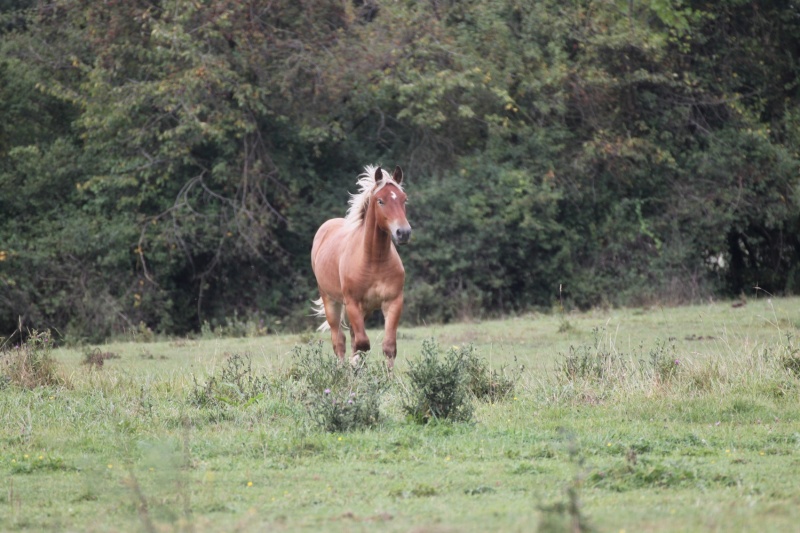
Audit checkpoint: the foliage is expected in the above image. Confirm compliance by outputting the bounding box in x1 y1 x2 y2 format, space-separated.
1 1 800 340
403 338 474 424
0 329 63 388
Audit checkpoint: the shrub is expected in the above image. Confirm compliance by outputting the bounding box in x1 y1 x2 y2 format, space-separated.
0 329 63 388
291 342 388 432
307 386 383 432
403 338 474 424
189 353 270 407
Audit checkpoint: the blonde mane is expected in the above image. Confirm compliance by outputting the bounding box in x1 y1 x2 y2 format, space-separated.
344 165 404 226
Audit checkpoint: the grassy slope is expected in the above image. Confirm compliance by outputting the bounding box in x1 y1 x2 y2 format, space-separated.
1 296 799 532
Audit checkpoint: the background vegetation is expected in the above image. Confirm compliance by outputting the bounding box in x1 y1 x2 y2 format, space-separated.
2 0 799 341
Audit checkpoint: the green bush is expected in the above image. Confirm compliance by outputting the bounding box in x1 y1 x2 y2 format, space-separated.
291 342 388 432
403 339 474 424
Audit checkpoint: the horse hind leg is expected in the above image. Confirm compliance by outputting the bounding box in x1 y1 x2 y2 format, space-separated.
318 295 347 361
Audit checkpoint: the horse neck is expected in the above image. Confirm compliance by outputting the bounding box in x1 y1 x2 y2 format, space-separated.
359 200 393 261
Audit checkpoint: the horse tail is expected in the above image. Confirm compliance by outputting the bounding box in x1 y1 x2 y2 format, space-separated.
311 296 348 332
311 297 331 331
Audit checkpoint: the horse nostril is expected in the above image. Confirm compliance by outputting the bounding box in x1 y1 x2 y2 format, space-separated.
396 228 411 242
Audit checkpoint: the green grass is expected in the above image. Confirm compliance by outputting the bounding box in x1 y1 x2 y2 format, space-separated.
2 296 800 531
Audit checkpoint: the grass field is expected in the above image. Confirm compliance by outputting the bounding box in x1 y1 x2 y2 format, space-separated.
2 296 800 532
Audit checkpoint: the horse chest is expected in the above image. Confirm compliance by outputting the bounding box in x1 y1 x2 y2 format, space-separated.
364 280 395 305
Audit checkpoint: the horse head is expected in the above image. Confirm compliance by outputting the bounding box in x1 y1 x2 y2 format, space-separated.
372 166 412 245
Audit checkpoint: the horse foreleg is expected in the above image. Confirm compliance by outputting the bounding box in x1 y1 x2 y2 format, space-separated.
381 295 404 370
344 301 370 365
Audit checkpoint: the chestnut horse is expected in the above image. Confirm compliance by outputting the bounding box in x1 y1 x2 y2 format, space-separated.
311 165 411 369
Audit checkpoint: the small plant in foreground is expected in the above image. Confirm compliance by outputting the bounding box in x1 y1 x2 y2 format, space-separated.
403 338 473 424
0 329 63 389
292 342 388 432
537 433 594 533
189 353 270 407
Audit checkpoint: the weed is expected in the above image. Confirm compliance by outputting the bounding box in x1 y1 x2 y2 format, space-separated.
587 457 737 491
641 338 680 383
189 353 270 407
403 338 474 424
389 483 437 498
557 328 629 385
537 433 594 533
458 344 522 402
0 329 63 388
199 311 273 339
779 333 800 377
557 328 680 390
10 455 71 474
82 348 121 369
289 341 355 394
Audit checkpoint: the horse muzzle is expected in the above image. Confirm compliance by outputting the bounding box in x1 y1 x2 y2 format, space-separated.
393 226 412 245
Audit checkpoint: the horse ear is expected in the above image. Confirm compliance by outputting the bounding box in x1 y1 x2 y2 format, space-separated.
374 166 383 184
393 165 403 185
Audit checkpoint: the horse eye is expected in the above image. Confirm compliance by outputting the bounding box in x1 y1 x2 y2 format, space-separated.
377 199 385 206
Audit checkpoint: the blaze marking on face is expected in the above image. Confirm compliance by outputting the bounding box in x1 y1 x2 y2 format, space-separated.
390 191 397 200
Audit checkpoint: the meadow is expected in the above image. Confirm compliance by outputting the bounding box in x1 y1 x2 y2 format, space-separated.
1 296 800 532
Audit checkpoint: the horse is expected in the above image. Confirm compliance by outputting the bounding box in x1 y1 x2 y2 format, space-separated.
311 165 412 369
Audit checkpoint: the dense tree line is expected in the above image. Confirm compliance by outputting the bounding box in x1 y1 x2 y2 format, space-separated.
1 0 798 341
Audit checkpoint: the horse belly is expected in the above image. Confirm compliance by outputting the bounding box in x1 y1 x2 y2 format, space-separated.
312 219 348 301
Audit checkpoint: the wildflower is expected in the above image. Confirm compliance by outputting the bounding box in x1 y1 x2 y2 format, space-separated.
324 389 331 394
350 392 356 397
347 399 353 404
247 481 253 487
674 359 680 365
